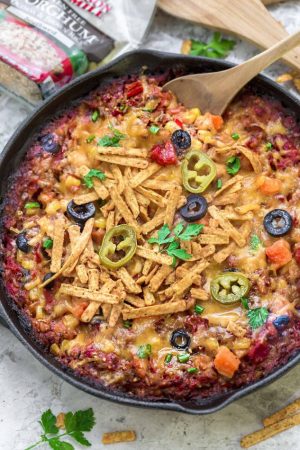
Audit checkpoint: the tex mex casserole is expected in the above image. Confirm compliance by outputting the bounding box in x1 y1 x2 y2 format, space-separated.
1 73 300 400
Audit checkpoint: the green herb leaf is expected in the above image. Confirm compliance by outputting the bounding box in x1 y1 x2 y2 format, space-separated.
216 179 222 189
165 353 172 364
194 304 204 315
177 223 204 241
241 297 250 310
49 440 74 450
108 123 126 140
64 412 77 433
247 307 269 329
137 344 152 359
40 409 59 435
97 135 121 147
187 367 198 374
265 142 273 150
149 124 160 134
167 244 192 262
43 238 53 249
148 224 174 246
72 431 91 447
231 133 240 140
73 409 95 432
173 222 185 237
177 353 190 363
91 110 99 122
189 32 236 58
123 319 133 329
25 201 40 209
83 169 106 189
250 234 262 251
86 135 95 143
226 156 240 175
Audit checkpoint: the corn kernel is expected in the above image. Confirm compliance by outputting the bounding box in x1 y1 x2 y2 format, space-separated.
45 200 61 215
190 138 202 150
29 288 39 301
50 343 60 356
164 121 179 132
65 175 81 190
22 259 35 270
35 305 44 319
53 303 68 318
63 314 79 330
204 337 219 352
233 338 251 350
24 278 41 291
94 218 106 229
277 278 287 289
182 108 201 124
60 339 71 353
26 208 40 216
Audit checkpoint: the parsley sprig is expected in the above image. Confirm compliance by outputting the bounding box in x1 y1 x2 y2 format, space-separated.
97 124 126 147
25 408 95 450
250 234 262 251
83 169 106 189
189 32 236 58
148 223 204 265
241 297 269 329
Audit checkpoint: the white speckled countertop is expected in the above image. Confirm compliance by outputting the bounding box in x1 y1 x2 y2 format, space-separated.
1 2 300 449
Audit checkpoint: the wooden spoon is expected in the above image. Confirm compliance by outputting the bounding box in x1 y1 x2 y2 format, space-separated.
163 31 300 115
158 0 300 71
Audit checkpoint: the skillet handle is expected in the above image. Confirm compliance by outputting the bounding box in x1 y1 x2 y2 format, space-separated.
0 304 8 328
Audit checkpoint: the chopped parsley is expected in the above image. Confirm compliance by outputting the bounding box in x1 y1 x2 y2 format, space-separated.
231 133 240 140
149 124 160 134
86 135 96 143
247 307 269 329
24 408 95 450
123 320 133 329
83 169 106 189
241 297 250 310
91 109 100 122
43 238 53 249
226 156 240 175
265 142 273 150
216 178 223 189
187 367 198 374
189 32 236 58
194 304 204 315
97 125 126 147
250 234 262 251
165 353 173 364
25 201 40 209
137 344 152 359
177 353 190 363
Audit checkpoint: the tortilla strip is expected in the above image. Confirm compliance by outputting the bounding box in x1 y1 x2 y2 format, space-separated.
235 203 260 214
135 192 150 207
80 270 104 322
110 186 138 230
208 205 246 247
189 244 215 262
238 145 262 174
198 234 229 245
164 185 182 228
50 217 65 273
143 287 156 305
125 294 145 308
190 288 209 301
106 211 114 231
213 242 236 264
142 259 153 276
138 264 159 285
76 264 89 284
202 227 228 236
191 242 202 259
214 175 243 198
124 185 140 218
166 261 209 297
122 300 186 320
77 165 109 200
40 219 94 287
97 154 148 169
135 186 166 208
108 303 123 327
129 163 161 188
142 179 178 191
102 430 136 445
74 192 99 205
111 165 125 193
117 267 142 294
97 146 147 158
213 193 239 206
59 284 118 304
263 399 300 427
136 246 173 265
141 212 165 235
100 199 114 218
240 413 300 448
221 211 254 221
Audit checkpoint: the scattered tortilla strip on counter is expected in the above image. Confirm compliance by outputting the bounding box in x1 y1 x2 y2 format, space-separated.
50 217 65 273
97 146 147 158
129 163 161 188
97 154 148 169
122 300 187 320
102 430 136 445
208 206 246 247
263 398 300 427
59 284 119 304
136 245 173 265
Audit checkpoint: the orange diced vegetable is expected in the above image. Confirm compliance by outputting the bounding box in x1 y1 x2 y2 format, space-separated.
258 176 282 195
214 346 240 378
211 114 224 131
72 301 89 318
265 239 292 268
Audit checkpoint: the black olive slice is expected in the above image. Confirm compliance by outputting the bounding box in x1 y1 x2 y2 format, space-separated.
67 200 96 225
263 209 292 237
40 133 61 154
171 130 191 156
42 272 55 290
90 315 103 325
16 232 31 253
170 329 191 350
179 194 208 222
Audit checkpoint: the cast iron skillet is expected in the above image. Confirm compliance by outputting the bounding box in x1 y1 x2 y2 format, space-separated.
0 50 299 415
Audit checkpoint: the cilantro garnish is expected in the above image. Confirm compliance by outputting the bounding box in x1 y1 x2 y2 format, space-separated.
123 319 133 329
226 156 240 175
25 202 40 209
250 234 262 251
148 223 203 265
149 124 160 134
194 304 204 315
231 133 240 140
43 238 53 249
83 169 106 189
241 297 250 310
24 408 95 450
86 135 95 143
137 344 152 359
216 179 222 189
189 32 236 58
97 125 126 147
91 110 99 122
265 142 273 150
247 307 269 329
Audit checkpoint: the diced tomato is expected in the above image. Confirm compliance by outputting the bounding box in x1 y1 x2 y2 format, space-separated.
214 346 240 378
210 114 224 131
126 80 143 98
294 246 300 266
265 239 292 268
72 301 89 319
150 141 177 166
175 118 183 128
258 176 282 196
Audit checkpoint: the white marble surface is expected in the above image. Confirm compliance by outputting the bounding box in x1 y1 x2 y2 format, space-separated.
1 2 300 449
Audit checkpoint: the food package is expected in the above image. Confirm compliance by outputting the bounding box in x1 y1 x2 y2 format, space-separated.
0 0 157 105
